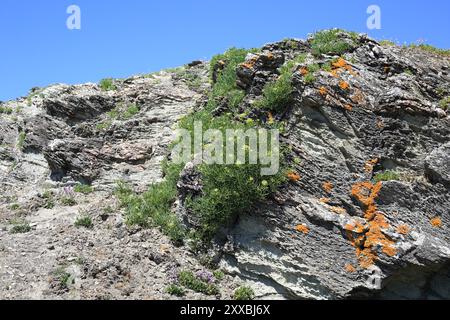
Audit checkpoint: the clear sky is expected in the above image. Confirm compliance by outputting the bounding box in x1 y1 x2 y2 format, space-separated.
1 0 449 101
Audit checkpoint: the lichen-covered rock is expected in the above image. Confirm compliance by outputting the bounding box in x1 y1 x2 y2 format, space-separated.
0 32 449 300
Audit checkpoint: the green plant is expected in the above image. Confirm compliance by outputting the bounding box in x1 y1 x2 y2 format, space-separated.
17 131 26 150
213 270 225 281
373 170 401 183
42 190 55 209
10 222 31 234
60 197 77 206
99 78 116 91
208 48 257 111
380 40 396 46
166 284 185 297
74 184 94 194
123 103 140 119
256 54 306 112
311 29 359 57
74 216 93 229
115 166 185 244
53 268 73 289
9 203 20 210
0 106 13 114
439 97 450 111
178 271 219 295
233 286 255 300
408 44 450 57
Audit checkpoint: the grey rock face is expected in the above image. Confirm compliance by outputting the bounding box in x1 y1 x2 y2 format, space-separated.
1 34 449 300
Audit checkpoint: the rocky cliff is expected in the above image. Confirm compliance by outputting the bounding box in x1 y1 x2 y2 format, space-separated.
1 30 449 300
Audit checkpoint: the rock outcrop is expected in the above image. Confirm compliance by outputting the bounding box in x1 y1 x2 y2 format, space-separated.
1 31 449 300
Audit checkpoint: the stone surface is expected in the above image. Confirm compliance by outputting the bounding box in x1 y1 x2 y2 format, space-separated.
1 34 449 300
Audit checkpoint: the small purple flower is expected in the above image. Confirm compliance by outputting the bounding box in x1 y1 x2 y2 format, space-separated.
195 270 215 284
62 186 75 197
168 268 179 284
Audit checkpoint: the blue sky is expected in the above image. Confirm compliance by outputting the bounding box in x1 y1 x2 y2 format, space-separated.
1 0 449 101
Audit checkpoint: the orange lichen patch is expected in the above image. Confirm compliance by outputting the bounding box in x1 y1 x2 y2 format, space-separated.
241 57 258 69
287 171 301 182
330 206 347 215
267 52 274 60
319 197 330 204
345 264 357 273
323 182 334 193
330 69 339 78
344 104 353 111
364 158 379 174
299 67 309 76
430 217 442 228
333 58 348 69
351 90 365 105
396 224 410 235
348 181 397 268
339 81 350 90
376 118 385 129
319 86 328 96
295 224 309 234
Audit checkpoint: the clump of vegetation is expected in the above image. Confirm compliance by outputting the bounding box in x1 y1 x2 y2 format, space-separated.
10 222 31 234
115 163 185 244
175 69 203 90
166 284 185 297
408 44 450 57
256 54 306 112
373 170 401 183
208 48 257 110
99 78 117 91
178 271 220 296
74 215 93 229
213 270 225 281
74 184 94 194
53 268 73 290
380 40 396 46
439 97 450 111
9 203 20 210
17 131 26 150
311 29 359 57
96 103 140 130
42 190 55 209
0 106 13 114
233 286 255 300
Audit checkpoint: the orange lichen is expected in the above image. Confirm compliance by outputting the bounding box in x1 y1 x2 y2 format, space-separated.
339 81 350 90
241 56 258 69
396 224 410 235
364 158 379 173
319 86 328 96
348 181 397 268
295 224 309 234
323 182 334 193
333 58 348 69
330 206 347 215
299 67 309 76
345 264 357 273
287 171 301 182
344 104 353 111
376 118 385 129
351 90 365 105
319 197 330 204
430 217 442 228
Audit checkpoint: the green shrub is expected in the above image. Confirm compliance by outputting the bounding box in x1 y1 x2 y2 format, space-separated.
10 223 31 234
0 106 13 114
256 54 306 112
74 216 93 229
178 271 219 295
311 29 358 57
166 284 185 297
74 184 94 194
208 48 257 111
99 78 116 91
213 270 225 281
122 104 140 119
9 203 20 210
115 164 185 244
60 197 77 206
373 170 401 183
408 44 450 57
380 40 396 47
233 286 255 300
439 97 450 111
17 131 26 150
53 268 73 289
